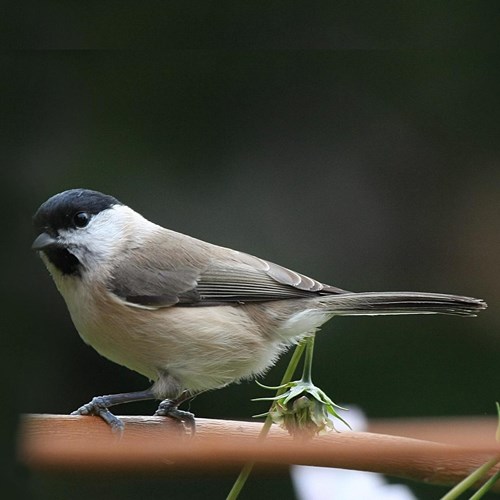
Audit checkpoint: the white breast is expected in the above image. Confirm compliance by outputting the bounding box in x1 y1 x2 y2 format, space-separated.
45 256 289 396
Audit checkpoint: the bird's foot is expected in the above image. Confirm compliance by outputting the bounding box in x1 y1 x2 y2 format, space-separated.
154 398 196 434
71 395 124 433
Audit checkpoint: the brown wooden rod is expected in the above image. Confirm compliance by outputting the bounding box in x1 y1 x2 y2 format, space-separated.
18 414 500 489
368 416 499 447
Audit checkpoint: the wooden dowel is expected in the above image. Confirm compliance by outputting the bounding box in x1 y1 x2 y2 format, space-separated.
368 416 498 447
18 414 500 489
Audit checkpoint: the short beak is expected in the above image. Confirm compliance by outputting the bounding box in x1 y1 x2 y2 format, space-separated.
32 232 58 251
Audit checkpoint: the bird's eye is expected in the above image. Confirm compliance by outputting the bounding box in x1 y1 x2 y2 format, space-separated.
73 212 90 228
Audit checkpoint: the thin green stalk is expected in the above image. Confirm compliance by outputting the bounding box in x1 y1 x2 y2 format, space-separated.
442 402 500 500
469 469 500 500
226 339 309 500
301 335 315 384
440 456 500 500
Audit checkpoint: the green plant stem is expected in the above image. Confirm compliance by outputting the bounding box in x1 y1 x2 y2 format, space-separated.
301 334 315 384
440 456 500 500
225 338 309 500
469 470 500 500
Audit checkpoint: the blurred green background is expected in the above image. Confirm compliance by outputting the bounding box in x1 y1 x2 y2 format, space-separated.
2 48 499 499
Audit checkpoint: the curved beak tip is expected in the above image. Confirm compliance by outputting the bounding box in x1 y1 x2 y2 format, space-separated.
32 232 57 251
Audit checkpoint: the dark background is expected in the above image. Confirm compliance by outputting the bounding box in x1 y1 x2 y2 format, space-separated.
2 46 499 500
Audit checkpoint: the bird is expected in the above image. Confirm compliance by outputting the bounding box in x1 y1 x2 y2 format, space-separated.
32 188 487 431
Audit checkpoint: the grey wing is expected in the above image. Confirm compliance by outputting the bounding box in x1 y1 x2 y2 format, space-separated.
197 250 345 302
109 267 202 307
109 250 346 308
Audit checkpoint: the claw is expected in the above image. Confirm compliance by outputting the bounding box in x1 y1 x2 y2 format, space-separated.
71 395 124 433
155 399 196 435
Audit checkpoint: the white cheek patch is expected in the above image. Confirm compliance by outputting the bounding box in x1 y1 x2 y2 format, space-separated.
59 205 135 265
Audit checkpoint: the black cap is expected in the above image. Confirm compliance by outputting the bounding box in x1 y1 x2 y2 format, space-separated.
33 188 122 235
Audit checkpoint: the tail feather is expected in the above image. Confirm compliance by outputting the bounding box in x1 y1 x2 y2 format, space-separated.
320 291 487 317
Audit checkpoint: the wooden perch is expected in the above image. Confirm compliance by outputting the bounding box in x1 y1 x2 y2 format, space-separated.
18 414 500 489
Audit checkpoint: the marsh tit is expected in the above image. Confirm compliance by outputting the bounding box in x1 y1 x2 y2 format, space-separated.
32 189 487 431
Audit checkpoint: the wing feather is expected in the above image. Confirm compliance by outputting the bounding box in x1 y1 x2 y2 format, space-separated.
108 234 347 308
109 248 344 308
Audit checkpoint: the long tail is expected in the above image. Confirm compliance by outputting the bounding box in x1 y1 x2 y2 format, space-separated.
319 291 487 317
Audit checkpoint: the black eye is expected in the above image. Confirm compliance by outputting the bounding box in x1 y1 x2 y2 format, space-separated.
73 211 90 228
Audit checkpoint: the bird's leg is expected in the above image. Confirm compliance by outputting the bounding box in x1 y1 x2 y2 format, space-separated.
154 390 196 433
71 388 157 432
